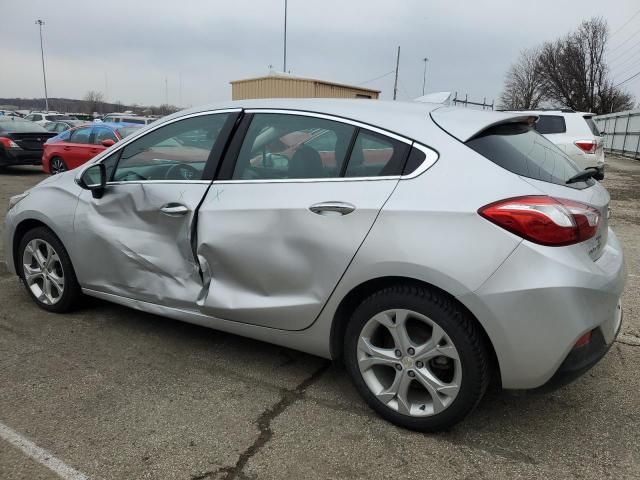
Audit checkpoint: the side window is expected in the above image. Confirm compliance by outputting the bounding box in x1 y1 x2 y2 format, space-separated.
69 127 92 144
112 113 229 182
93 128 117 144
345 130 409 177
534 115 566 134
44 123 57 132
56 123 68 133
232 114 355 180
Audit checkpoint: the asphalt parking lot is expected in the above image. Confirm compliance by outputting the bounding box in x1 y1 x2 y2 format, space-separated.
0 156 639 480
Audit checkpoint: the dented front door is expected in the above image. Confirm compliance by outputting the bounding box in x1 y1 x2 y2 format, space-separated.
73 183 209 308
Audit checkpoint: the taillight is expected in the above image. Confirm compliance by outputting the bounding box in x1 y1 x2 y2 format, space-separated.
0 137 19 148
478 196 600 246
574 140 597 154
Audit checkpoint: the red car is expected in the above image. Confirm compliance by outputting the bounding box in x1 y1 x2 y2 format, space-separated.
42 122 142 174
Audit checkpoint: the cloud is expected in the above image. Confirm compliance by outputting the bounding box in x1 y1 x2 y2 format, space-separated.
3 0 639 106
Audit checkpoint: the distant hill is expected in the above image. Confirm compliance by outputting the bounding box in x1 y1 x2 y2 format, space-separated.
0 97 178 116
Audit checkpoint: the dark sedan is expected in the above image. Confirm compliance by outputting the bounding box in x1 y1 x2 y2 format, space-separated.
0 117 55 169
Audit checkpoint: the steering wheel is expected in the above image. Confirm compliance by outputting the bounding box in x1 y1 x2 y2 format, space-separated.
165 163 199 180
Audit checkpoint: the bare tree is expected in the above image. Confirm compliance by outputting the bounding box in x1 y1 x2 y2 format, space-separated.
498 48 545 110
538 17 634 113
83 90 104 114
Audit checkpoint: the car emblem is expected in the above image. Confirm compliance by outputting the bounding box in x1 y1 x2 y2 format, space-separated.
36 138 41 141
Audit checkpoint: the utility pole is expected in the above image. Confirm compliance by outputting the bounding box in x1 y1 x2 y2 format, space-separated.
104 72 109 102
179 72 182 107
393 46 400 101
35 19 49 112
283 0 288 72
165 77 168 105
422 57 429 96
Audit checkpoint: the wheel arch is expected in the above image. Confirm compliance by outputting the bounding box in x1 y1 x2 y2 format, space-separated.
12 218 61 275
329 275 500 383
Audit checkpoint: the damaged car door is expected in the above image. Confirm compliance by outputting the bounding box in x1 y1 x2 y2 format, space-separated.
72 111 239 308
195 111 410 330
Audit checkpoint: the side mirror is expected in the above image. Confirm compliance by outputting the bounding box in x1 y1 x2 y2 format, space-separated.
101 138 116 148
78 163 106 198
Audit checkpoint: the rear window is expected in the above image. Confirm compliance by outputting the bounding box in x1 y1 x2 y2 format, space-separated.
0 119 48 133
533 115 566 134
467 123 593 189
583 116 601 136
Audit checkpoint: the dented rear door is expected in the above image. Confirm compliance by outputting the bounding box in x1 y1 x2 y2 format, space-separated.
194 111 409 331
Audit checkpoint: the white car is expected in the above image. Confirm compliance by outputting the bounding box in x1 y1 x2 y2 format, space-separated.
506 109 605 173
23 112 76 126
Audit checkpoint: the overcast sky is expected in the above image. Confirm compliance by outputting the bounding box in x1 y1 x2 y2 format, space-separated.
3 0 640 107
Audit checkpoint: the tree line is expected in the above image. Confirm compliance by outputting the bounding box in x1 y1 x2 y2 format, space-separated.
0 92 179 116
499 17 635 114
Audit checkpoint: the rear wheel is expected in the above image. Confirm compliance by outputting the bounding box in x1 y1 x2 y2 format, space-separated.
50 157 67 175
344 284 490 431
17 227 82 312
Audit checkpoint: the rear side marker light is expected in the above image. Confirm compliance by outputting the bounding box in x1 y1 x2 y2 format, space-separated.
575 140 597 154
478 196 600 246
573 331 592 349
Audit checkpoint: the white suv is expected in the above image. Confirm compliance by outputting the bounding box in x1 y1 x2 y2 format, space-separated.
507 110 605 173
24 112 75 126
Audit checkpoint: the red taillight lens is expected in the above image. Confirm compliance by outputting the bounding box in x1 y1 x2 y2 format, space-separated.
0 137 19 148
573 330 592 349
478 196 600 246
574 140 597 154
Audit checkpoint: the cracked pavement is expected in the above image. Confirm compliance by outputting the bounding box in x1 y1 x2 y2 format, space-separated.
0 155 639 479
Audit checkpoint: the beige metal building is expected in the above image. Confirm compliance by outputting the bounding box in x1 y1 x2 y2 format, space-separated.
230 74 380 100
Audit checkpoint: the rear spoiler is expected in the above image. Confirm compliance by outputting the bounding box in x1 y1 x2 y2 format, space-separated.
430 107 538 142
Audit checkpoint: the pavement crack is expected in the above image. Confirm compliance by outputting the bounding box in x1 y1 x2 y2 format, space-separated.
219 362 331 480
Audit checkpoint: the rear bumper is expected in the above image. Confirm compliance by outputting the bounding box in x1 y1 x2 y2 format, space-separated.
458 228 626 389
534 302 622 392
0 149 43 166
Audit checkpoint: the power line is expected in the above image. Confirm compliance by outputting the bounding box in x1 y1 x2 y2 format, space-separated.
610 8 640 38
608 26 640 54
611 53 640 81
357 69 395 86
608 37 640 66
613 69 640 88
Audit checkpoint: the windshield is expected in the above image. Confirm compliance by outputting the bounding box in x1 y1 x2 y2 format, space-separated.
0 118 48 133
467 123 594 189
46 115 73 121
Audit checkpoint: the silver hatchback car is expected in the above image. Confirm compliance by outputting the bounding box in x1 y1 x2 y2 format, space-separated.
4 99 626 431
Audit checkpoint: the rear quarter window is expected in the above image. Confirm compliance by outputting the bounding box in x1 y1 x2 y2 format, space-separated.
534 115 566 134
583 116 601 136
466 123 593 189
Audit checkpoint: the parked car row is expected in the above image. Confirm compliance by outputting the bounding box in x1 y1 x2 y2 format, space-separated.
0 115 142 173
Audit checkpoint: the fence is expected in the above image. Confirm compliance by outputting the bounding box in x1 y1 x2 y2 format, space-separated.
451 92 494 110
593 109 640 160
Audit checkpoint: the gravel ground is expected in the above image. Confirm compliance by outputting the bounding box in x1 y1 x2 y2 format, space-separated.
0 156 638 480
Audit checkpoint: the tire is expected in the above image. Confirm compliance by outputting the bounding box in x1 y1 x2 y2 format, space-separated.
344 284 490 432
17 227 82 313
50 157 67 175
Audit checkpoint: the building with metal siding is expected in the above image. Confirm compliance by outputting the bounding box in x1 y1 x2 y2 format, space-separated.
230 74 380 100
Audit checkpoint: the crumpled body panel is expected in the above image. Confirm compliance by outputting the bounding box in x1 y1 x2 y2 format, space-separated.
195 180 398 331
73 183 209 309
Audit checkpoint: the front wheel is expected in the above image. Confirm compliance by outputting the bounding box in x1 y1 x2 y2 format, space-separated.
344 285 490 431
17 227 82 312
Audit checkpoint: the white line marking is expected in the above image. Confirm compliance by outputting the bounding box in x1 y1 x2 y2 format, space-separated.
0 422 89 480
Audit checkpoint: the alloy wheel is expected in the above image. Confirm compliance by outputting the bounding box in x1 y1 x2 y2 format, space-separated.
22 239 65 305
357 309 461 417
50 158 67 175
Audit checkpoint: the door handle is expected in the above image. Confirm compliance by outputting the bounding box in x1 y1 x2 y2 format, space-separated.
160 203 189 216
63 146 71 151
309 201 356 216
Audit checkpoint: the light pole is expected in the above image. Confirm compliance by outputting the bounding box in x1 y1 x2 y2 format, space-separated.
35 19 49 112
283 0 288 72
422 57 429 96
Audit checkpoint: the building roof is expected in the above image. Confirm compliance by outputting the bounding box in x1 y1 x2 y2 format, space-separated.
230 73 380 94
